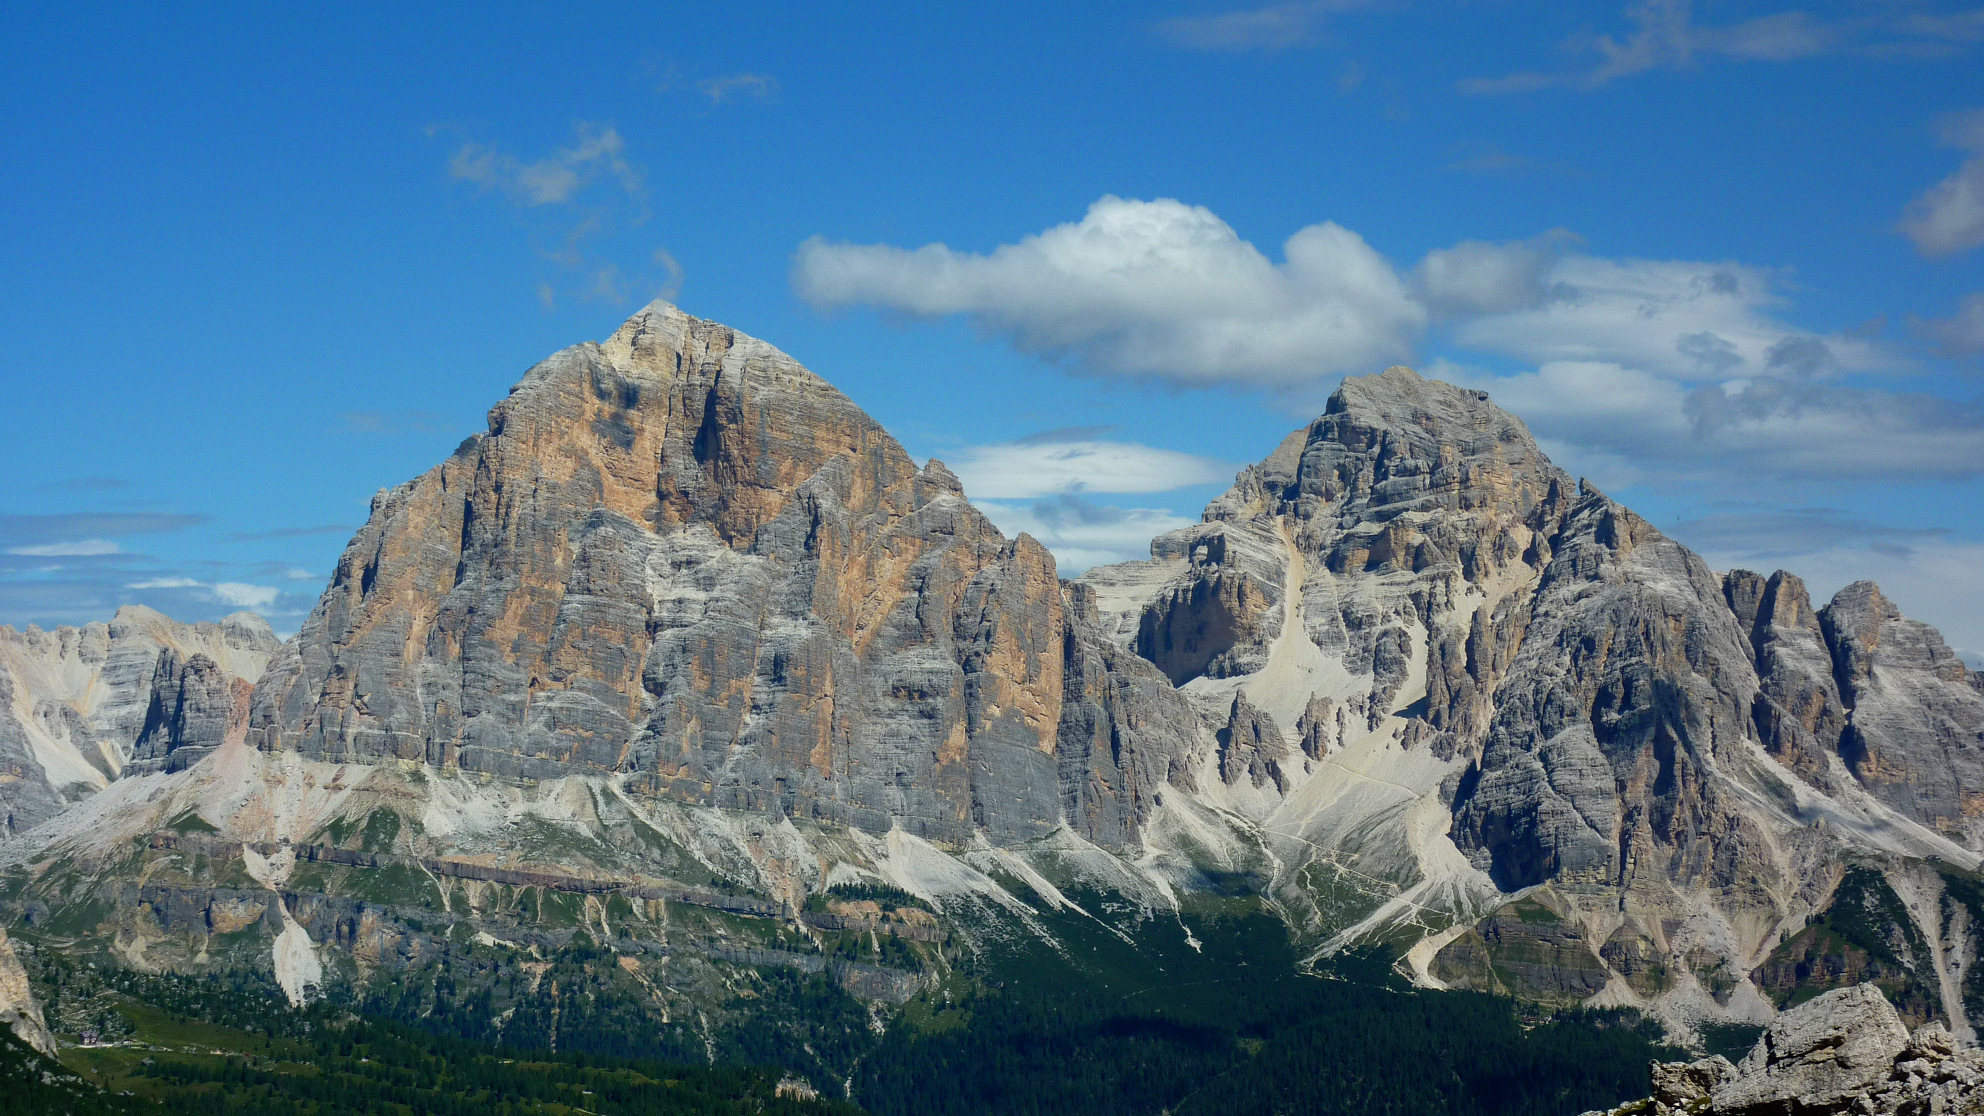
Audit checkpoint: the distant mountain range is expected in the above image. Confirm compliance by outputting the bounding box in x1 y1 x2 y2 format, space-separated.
4 302 1982 1062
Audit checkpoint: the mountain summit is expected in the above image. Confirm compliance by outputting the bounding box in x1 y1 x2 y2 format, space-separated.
247 302 1199 848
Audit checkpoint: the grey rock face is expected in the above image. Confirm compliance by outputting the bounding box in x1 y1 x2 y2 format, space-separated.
1085 363 1984 1010
1134 532 1279 686
1822 581 1984 845
1651 1055 1736 1115
1055 582 1206 841
0 607 275 836
1294 695 1336 760
1726 570 1850 790
1595 986 1984 1116
130 650 252 774
1715 984 1912 1115
1217 692 1289 792
1449 483 1781 896
248 303 1201 848
0 930 54 1057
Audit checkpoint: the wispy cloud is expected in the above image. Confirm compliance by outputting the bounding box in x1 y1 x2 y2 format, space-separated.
5 539 121 557
1915 291 1984 357
338 410 445 436
1462 1 1984 94
696 73 777 103
1442 143 1584 177
448 123 640 207
441 122 678 308
1900 109 1984 257
1669 506 1948 558
1154 0 1377 51
0 512 206 548
126 577 281 609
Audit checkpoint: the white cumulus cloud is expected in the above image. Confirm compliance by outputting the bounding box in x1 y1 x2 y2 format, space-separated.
801 196 1977 487
794 196 1425 389
125 577 280 610
1413 232 1576 317
1451 255 1883 380
1901 109 1984 257
945 435 1231 500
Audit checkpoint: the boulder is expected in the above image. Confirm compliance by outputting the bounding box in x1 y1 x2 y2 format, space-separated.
1711 985 1911 1115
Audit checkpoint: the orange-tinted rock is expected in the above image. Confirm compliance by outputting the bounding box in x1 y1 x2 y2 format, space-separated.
249 303 1199 847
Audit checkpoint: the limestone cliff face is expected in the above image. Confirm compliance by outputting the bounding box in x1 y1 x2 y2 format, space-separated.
0 607 275 835
1083 365 1984 1024
7 319 1982 1034
1446 482 1789 901
1725 570 1848 790
1822 582 1984 844
248 303 1197 847
130 650 256 775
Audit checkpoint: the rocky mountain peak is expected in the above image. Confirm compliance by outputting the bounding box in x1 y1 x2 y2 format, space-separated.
247 302 1200 847
1209 365 1566 530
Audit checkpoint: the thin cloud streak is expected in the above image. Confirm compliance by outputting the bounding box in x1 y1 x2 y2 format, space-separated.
697 73 777 103
1154 0 1377 51
1462 1 1984 94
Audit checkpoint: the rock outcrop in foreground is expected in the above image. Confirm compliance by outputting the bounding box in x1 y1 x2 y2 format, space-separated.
0 929 54 1057
1592 984 1984 1116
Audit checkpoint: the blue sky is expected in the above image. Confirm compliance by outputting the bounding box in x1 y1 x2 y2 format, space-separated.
3 1 1982 658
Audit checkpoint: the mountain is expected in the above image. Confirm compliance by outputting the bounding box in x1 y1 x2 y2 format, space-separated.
0 607 276 833
2 303 1981 1066
1078 366 1984 1031
246 303 1198 849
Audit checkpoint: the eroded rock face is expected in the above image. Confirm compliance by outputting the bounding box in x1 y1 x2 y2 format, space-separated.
1085 363 1984 1017
0 608 275 835
1217 693 1289 793
1823 582 1984 844
1716 984 1912 1114
1447 483 1787 901
1726 570 1849 789
130 650 254 774
248 303 1199 847
1591 986 1984 1116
